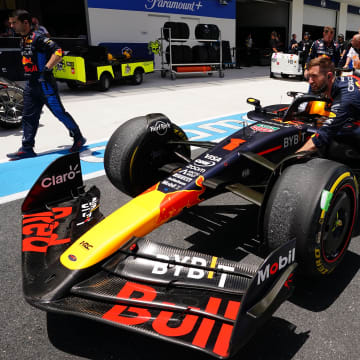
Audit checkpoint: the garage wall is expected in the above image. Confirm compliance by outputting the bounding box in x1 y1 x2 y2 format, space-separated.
303 5 337 27
347 13 360 32
88 8 235 47
87 1 236 68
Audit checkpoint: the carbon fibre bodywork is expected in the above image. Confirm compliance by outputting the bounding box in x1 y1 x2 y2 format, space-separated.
22 97 360 357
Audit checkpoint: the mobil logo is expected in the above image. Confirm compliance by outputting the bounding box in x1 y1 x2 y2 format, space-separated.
257 247 295 285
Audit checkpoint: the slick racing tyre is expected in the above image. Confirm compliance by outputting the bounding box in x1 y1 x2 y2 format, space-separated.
264 158 357 277
104 113 191 197
0 85 24 128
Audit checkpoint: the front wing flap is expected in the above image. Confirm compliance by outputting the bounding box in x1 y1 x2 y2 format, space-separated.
23 208 296 358
21 153 296 358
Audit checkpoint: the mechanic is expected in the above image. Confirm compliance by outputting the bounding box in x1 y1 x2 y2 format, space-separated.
337 33 349 68
270 31 280 54
288 33 298 54
297 57 360 153
292 32 313 68
304 26 339 77
7 9 86 160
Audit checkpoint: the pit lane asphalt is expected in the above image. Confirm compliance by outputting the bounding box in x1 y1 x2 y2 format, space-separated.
1 68 359 359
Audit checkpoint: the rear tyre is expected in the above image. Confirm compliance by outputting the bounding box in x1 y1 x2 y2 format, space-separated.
104 114 190 197
98 73 112 91
0 86 23 128
264 158 357 277
132 69 143 85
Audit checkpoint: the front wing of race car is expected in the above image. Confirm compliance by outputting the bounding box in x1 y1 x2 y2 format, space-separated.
21 153 296 358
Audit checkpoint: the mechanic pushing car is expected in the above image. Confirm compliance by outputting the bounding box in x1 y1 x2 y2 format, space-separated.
7 10 86 160
297 56 360 153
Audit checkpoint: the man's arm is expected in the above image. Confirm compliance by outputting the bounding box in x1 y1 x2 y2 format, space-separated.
296 137 317 153
45 53 62 70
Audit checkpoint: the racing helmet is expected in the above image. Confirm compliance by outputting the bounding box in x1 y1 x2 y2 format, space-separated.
306 101 330 127
306 101 330 116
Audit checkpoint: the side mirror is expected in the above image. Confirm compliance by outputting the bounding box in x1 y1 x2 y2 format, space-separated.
247 97 261 111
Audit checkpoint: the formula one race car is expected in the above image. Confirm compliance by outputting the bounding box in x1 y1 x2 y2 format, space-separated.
21 93 358 357
0 76 23 128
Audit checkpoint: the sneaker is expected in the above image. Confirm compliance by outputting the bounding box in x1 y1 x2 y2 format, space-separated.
7 148 37 161
69 137 86 153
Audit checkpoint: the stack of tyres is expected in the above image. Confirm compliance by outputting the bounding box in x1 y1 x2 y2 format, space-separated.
165 45 192 64
195 24 220 40
163 22 190 41
192 45 219 63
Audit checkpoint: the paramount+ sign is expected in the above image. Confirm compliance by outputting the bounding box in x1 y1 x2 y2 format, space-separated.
87 0 236 19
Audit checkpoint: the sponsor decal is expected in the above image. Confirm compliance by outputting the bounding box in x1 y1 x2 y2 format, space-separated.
152 254 234 288
257 248 296 285
41 164 81 188
348 76 355 92
102 281 240 357
283 133 306 148
80 240 93 250
194 159 216 167
22 207 72 252
145 0 203 12
148 40 161 55
149 121 171 136
204 154 222 162
68 254 77 261
251 124 279 133
76 197 99 226
315 248 328 275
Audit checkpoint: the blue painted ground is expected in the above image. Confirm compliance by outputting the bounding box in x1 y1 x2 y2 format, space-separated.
0 112 251 201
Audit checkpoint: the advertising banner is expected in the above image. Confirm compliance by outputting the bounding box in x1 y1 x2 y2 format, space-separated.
87 0 236 19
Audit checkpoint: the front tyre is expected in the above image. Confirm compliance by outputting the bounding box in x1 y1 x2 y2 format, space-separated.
264 158 357 277
104 114 190 197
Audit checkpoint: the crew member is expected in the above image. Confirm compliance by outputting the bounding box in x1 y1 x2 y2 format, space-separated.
7 10 86 160
295 32 313 68
305 26 339 77
297 57 360 153
337 33 348 67
344 34 360 70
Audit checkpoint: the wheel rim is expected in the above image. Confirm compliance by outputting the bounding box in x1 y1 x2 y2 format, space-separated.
321 185 356 263
0 88 23 124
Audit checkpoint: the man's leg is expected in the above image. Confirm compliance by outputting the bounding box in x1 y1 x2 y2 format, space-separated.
7 81 43 159
40 79 86 152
